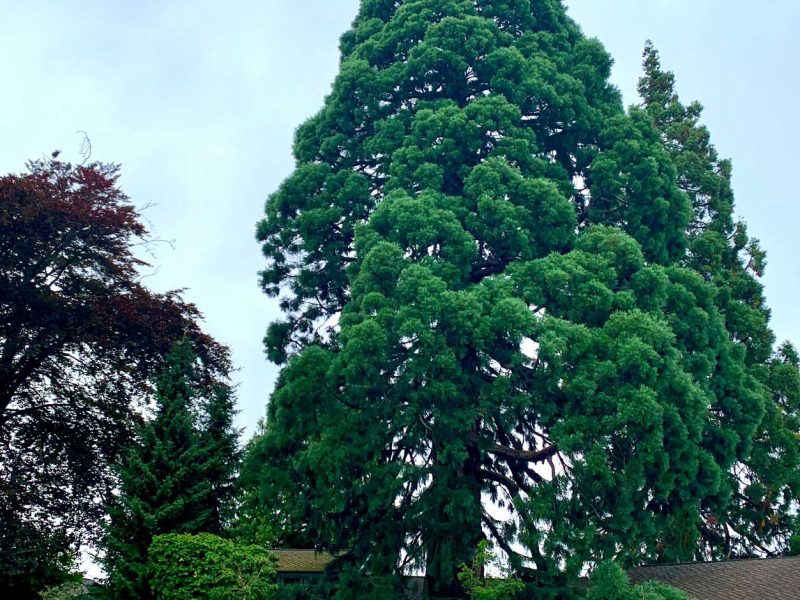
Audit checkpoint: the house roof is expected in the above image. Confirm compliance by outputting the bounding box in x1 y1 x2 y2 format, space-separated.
273 549 337 573
629 556 800 600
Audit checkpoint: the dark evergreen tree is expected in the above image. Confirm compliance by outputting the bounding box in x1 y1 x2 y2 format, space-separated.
103 341 239 599
0 516 78 599
199 382 242 535
638 43 800 559
249 2 798 596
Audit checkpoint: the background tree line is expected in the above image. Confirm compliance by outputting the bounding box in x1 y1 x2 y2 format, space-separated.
0 156 270 599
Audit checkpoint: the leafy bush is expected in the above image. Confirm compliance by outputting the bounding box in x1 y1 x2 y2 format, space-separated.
148 533 277 599
587 563 692 600
458 542 525 600
38 581 89 600
271 584 323 600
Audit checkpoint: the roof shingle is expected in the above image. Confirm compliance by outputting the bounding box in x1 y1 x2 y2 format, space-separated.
629 557 800 600
273 549 336 573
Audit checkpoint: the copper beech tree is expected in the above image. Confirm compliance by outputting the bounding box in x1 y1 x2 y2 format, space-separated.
0 155 229 592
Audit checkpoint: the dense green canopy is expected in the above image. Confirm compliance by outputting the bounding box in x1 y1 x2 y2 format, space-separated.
250 1 799 597
638 42 800 559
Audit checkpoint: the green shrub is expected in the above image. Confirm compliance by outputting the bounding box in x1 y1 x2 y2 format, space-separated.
271 583 323 600
458 542 525 600
148 533 277 599
38 581 89 600
587 563 692 600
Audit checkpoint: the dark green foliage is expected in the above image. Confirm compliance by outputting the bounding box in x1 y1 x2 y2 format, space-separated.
250 1 800 597
586 563 691 600
325 570 409 600
147 533 276 600
0 516 79 599
271 585 323 600
257 0 626 363
199 382 242 534
458 541 524 600
638 43 800 558
103 342 240 599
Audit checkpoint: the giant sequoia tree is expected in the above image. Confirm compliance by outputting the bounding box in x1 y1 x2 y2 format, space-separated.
250 1 799 596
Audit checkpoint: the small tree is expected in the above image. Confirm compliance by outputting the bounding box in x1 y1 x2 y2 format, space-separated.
0 517 79 598
198 381 241 535
639 43 800 559
148 533 276 600
103 342 239 599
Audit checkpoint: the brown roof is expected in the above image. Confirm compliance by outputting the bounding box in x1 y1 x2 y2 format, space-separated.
273 549 336 573
629 557 800 600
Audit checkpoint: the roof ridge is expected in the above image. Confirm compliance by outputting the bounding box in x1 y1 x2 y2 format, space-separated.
633 556 800 569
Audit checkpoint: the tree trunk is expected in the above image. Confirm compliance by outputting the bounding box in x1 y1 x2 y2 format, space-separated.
425 436 484 599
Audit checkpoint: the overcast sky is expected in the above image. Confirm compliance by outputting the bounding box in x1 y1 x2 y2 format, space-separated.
2 1 798 438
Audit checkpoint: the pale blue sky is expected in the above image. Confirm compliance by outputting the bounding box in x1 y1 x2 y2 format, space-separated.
1 1 798 436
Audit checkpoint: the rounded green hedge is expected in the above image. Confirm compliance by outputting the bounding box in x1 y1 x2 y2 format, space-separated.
148 533 277 599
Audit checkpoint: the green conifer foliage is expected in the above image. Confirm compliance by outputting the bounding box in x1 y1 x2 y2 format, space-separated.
638 43 800 559
199 382 242 535
103 342 240 599
251 2 798 596
257 0 690 364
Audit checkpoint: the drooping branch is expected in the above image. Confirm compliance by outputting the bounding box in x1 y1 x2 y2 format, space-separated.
488 443 558 464
479 468 521 496
481 511 546 576
481 511 517 563
505 458 544 486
